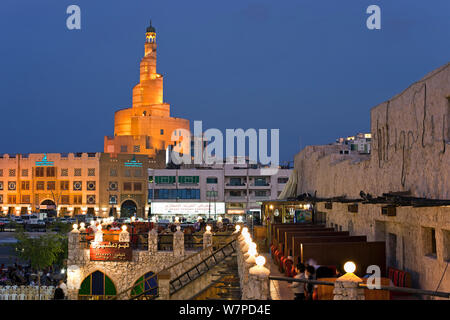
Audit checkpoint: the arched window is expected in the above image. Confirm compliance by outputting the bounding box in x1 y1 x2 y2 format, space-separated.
78 271 116 300
130 271 158 299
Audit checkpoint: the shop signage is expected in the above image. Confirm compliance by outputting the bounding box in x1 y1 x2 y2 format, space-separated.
151 202 226 215
124 155 143 167
35 154 54 166
90 242 132 261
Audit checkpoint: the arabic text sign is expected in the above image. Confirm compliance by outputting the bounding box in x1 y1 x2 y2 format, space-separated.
151 202 226 215
89 241 132 261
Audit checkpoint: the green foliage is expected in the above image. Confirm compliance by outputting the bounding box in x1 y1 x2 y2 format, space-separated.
14 229 66 271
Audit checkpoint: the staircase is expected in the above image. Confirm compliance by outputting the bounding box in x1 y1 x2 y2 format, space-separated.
169 240 237 296
127 239 237 300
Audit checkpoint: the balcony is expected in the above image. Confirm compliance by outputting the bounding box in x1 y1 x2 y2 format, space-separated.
225 183 246 189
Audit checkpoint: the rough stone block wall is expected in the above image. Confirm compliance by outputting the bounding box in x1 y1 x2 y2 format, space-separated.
294 63 450 297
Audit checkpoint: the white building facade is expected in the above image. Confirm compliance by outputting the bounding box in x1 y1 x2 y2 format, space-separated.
148 162 292 221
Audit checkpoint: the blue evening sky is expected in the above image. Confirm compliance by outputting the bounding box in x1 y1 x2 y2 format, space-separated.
0 0 448 162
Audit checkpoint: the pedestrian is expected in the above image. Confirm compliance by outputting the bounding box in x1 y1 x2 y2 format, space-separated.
288 263 306 300
58 279 68 298
305 265 316 300
53 287 65 300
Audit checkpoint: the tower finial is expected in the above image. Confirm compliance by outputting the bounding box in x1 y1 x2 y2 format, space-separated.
146 20 156 33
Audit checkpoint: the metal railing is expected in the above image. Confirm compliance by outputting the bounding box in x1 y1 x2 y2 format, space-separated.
169 239 237 295
269 276 450 299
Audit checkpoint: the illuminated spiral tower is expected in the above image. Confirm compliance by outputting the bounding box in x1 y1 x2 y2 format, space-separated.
104 21 190 159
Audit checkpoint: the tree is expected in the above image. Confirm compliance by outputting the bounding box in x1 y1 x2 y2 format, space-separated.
14 229 66 297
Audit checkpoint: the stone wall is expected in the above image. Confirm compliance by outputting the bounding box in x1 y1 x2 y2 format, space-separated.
67 228 215 300
296 63 450 200
294 63 450 297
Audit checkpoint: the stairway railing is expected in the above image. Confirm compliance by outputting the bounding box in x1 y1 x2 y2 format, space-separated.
169 239 237 295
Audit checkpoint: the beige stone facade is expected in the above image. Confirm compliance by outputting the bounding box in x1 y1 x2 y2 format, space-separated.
0 152 153 218
294 63 450 296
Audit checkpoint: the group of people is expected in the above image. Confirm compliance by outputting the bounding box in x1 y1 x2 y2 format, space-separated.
0 263 61 287
288 263 317 300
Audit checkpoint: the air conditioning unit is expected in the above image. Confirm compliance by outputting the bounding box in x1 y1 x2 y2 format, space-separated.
381 206 396 216
348 204 358 213
87 195 96 204
73 181 82 191
325 202 333 210
87 181 96 191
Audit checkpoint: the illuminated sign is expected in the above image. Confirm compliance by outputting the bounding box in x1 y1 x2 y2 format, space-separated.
124 155 143 167
151 202 226 215
35 154 54 166
90 242 132 261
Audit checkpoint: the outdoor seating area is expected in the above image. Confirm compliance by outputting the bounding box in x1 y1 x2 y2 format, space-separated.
269 223 389 300
0 285 55 300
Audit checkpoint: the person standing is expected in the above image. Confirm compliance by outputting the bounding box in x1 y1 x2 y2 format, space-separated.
305 265 316 300
58 280 68 298
289 263 306 300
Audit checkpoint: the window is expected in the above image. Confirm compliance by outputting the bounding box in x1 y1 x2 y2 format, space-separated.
21 181 30 190
109 195 118 204
206 177 218 184
0 182 3 190
110 168 117 177
0 195 3 204
254 177 267 186
155 176 175 184
148 176 154 183
230 191 242 197
443 229 450 262
73 181 82 191
8 182 16 191
61 195 70 204
21 169 28 177
133 145 140 153
422 227 437 258
21 195 30 204
87 195 96 204
36 181 45 190
134 182 142 191
35 167 45 177
120 145 128 153
46 167 55 177
277 177 289 184
388 233 398 268
8 195 16 204
153 189 200 200
160 129 164 135
178 176 199 184
47 181 56 190
60 181 69 190
73 195 82 204
88 168 95 176
206 190 218 198
255 191 267 197
61 168 68 176
134 169 142 177
123 182 132 191
229 178 243 186
108 181 118 191
87 181 96 191
9 169 16 177
74 168 82 176
124 169 131 177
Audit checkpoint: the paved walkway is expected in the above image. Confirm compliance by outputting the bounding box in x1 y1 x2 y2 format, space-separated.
262 253 294 300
